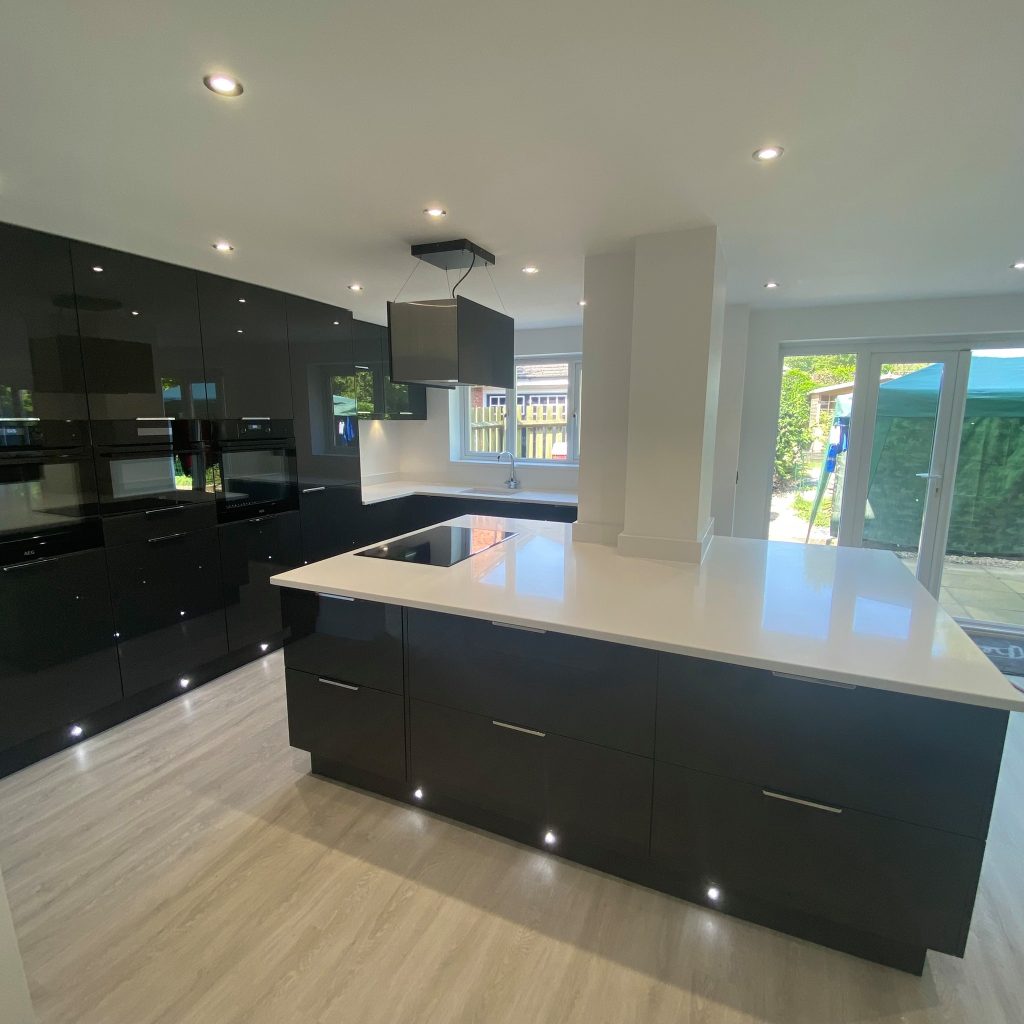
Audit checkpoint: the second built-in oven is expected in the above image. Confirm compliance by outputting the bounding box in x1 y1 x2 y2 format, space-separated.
209 419 298 523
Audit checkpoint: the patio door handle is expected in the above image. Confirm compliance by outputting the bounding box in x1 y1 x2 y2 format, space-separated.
915 472 942 480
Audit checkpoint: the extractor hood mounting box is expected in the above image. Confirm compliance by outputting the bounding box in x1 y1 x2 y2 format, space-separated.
410 239 495 271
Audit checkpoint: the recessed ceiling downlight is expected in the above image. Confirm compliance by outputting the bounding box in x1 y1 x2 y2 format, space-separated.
424 207 447 218
764 280 780 289
522 266 539 275
213 241 234 253
348 284 364 292
753 145 783 162
1013 260 1024 271
204 74 243 97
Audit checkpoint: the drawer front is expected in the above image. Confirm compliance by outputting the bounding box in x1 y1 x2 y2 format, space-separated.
285 668 405 780
281 589 403 694
101 502 216 546
407 609 657 755
651 762 983 954
656 654 1007 837
411 699 653 858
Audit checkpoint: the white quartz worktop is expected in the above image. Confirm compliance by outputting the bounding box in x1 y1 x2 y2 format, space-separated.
360 479 577 507
272 515 1024 712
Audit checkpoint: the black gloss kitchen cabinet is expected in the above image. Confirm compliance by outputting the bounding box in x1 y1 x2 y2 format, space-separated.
379 327 426 420
218 510 301 653
0 222 87 421
106 528 228 697
0 548 122 750
285 295 363 562
197 272 292 421
279 595 1009 975
71 242 207 419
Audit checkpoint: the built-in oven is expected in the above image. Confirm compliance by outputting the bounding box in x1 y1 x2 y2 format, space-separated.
0 419 102 566
208 419 298 523
92 419 217 544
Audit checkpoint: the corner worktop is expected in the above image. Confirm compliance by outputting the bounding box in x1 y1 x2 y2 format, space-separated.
271 514 1022 711
359 479 578 507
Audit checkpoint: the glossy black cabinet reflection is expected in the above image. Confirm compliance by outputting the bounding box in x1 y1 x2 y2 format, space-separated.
218 511 301 652
379 326 426 420
0 222 87 420
0 549 122 748
298 483 364 562
197 272 291 420
71 242 206 418
106 528 228 697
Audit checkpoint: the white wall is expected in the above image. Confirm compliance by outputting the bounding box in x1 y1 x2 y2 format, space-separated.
0 868 34 1024
361 326 582 492
733 293 1024 539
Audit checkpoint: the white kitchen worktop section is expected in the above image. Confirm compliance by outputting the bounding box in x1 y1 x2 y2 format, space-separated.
360 480 577 507
272 516 1023 711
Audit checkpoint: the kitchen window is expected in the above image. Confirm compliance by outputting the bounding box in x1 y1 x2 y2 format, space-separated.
459 357 582 464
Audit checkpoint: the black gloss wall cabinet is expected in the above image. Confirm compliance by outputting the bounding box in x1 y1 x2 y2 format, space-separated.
0 222 87 420
71 242 207 419
197 272 292 421
285 295 363 562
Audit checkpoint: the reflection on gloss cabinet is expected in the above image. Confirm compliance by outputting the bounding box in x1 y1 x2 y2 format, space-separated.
0 222 87 421
0 548 122 750
219 510 301 653
71 242 207 419
197 272 292 421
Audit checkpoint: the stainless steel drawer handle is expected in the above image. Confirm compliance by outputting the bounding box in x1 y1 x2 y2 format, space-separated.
318 677 359 691
145 504 187 516
492 720 546 738
771 671 857 690
3 556 60 572
302 486 326 494
490 620 547 634
320 593 355 602
242 416 271 421
762 790 843 814
148 531 187 544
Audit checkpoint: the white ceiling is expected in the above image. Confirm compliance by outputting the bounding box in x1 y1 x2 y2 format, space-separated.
1 1 1022 328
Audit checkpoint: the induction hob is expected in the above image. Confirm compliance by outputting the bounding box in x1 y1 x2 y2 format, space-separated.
356 524 516 567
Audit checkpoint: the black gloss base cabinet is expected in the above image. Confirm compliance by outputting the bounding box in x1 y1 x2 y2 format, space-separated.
280 592 1009 975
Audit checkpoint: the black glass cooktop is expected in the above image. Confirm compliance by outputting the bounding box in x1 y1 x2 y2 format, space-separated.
356 524 516 567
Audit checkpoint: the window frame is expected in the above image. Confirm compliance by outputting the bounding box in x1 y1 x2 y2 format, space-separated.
458 355 582 465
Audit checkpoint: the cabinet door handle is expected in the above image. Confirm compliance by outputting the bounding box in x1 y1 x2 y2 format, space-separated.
248 516 269 523
145 504 187 516
492 720 546 738
320 593 354 602
318 677 359 691
148 531 187 544
490 620 547 634
762 790 843 814
771 671 856 690
302 486 326 494
3 556 60 572
242 416 271 421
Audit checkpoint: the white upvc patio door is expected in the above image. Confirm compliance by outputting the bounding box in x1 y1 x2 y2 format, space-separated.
838 349 971 597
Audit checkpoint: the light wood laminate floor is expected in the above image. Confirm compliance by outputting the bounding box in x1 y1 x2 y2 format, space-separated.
1 653 1022 1024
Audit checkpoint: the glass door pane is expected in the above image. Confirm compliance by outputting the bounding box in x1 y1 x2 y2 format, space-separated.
768 353 858 544
860 360 944 572
937 348 1024 635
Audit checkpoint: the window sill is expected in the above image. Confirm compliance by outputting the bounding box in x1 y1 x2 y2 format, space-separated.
452 456 579 469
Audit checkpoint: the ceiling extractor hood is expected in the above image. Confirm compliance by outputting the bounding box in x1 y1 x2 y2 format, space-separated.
387 239 514 389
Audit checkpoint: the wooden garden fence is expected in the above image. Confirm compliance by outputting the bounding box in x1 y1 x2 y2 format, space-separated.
468 404 568 459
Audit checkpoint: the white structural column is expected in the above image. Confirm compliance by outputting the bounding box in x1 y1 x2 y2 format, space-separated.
710 303 751 536
572 248 636 545
574 226 726 561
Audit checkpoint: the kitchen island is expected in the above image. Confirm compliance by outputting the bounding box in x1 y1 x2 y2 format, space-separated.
271 515 1022 974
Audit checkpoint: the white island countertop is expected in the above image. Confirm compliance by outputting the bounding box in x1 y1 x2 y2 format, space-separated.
272 515 1024 711
360 480 577 507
